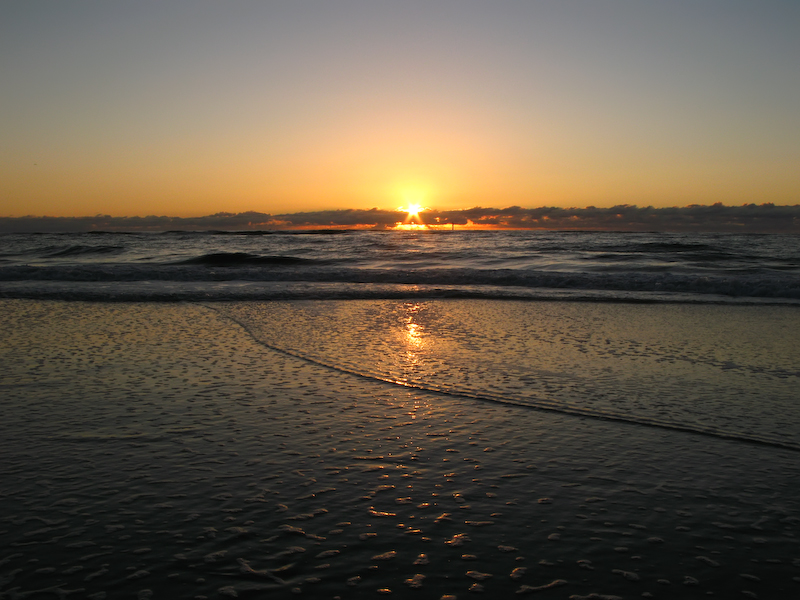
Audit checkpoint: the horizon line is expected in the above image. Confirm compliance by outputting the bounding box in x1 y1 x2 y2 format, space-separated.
2 202 799 234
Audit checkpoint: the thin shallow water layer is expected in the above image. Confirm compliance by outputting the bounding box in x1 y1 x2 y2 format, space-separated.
219 300 800 450
1 300 799 599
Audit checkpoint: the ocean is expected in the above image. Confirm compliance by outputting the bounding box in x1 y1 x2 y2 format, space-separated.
2 230 799 597
1 229 798 303
1 229 798 451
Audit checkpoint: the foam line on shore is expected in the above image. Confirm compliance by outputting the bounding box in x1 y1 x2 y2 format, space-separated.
209 304 800 453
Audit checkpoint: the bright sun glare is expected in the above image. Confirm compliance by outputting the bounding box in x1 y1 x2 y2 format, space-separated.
393 195 430 230
405 203 423 220
393 203 428 230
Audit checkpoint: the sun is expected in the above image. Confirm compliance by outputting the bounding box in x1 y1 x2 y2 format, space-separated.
405 203 423 220
392 204 428 230
396 202 427 226
392 187 430 229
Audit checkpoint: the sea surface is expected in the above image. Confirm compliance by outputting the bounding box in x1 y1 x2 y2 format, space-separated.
0 229 798 303
1 230 798 450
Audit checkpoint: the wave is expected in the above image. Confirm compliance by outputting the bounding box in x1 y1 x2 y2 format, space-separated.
1 264 799 302
162 229 352 236
85 231 136 236
1 280 798 306
213 306 800 453
43 245 125 258
1 230 798 302
176 252 322 266
599 240 726 251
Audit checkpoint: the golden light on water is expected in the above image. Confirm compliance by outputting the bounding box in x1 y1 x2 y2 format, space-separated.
405 321 424 350
397 302 427 383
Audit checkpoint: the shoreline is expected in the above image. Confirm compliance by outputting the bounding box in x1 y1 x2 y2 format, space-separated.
1 299 798 598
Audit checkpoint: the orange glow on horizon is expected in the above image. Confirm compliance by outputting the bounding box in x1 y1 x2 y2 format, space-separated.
398 202 427 222
391 222 430 231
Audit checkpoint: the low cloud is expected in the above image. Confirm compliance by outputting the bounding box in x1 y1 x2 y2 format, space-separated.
1 203 798 233
437 203 800 233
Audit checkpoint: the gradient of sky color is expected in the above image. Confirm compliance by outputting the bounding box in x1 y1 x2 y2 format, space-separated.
2 0 799 218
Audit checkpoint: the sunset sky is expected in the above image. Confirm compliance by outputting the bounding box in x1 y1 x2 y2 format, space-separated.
2 1 798 218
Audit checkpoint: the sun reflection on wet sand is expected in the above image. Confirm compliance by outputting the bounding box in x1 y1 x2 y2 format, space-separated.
397 302 428 383
220 300 800 451
404 319 424 349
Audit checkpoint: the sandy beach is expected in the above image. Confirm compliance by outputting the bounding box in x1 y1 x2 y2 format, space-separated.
1 299 798 599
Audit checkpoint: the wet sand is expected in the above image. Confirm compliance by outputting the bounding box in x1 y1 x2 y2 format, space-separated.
1 299 798 599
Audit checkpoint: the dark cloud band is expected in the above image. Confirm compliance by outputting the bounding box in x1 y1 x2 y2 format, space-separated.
2 203 798 233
